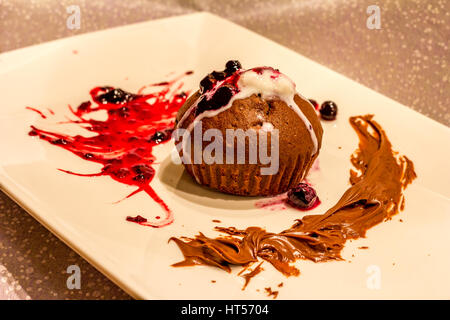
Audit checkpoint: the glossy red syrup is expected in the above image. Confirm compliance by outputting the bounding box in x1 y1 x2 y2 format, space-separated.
26 106 47 119
27 72 192 228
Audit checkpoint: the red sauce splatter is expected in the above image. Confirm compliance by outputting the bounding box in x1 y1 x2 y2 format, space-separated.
26 106 47 119
27 72 192 228
126 215 148 223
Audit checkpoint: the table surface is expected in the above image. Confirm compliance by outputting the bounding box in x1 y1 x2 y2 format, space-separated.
0 0 448 299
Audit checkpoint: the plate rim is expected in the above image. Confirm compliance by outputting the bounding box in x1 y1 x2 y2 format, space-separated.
0 12 449 300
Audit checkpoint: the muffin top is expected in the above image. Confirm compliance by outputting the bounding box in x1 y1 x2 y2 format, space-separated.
176 61 323 156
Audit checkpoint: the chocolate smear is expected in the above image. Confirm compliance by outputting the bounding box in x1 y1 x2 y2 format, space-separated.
169 115 416 278
241 262 264 290
265 287 279 299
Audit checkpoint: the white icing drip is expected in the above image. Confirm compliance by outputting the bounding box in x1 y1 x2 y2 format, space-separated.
176 67 319 180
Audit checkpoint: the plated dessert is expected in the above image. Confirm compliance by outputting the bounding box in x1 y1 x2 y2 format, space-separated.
175 61 323 196
26 60 416 294
3 12 446 300
170 61 416 285
171 114 416 279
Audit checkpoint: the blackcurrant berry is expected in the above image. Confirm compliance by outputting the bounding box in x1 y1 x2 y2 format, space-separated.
319 101 338 120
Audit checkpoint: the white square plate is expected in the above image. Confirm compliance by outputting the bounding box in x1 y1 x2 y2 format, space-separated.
0 13 449 299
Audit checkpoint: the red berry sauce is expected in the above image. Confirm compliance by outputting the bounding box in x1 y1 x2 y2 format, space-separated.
27 72 192 228
26 106 47 119
126 215 148 224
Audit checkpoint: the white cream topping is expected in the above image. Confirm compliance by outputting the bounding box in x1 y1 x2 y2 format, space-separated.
240 69 295 97
176 67 319 175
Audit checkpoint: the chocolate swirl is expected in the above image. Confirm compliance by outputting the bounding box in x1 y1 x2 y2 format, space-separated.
170 115 416 277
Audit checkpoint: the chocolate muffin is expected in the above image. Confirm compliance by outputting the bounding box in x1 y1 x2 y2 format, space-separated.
174 61 323 196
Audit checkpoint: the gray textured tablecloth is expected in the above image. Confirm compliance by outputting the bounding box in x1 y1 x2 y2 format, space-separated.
0 0 448 299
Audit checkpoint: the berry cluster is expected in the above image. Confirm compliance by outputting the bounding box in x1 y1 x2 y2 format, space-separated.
196 60 242 116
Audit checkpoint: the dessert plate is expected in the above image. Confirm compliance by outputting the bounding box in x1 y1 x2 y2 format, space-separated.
0 13 449 299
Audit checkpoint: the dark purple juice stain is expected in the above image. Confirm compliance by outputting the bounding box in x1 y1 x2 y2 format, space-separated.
255 182 320 212
27 72 192 228
310 158 320 172
126 215 148 223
